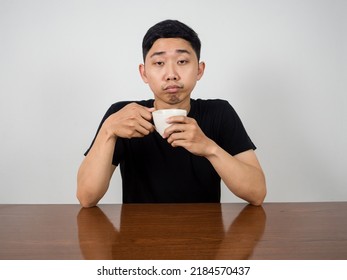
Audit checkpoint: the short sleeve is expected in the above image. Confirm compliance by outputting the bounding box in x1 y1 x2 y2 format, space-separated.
218 101 256 156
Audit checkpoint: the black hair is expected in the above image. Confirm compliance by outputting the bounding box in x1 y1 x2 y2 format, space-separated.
142 19 201 62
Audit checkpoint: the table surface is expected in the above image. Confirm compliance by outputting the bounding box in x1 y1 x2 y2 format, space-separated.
1 202 347 260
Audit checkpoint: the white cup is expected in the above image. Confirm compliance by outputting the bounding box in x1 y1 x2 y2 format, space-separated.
152 109 187 137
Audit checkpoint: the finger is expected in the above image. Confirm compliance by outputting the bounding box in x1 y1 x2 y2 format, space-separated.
138 118 155 133
124 115 154 136
139 106 155 121
134 122 154 136
147 107 155 112
169 139 189 148
163 124 186 138
125 104 154 135
166 130 186 143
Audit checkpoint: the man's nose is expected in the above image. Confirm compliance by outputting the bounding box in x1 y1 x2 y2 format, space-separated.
166 74 178 81
165 64 179 81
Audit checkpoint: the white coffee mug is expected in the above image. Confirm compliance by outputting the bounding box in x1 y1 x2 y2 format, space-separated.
152 109 187 137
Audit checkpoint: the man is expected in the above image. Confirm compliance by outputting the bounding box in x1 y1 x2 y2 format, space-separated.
77 20 266 207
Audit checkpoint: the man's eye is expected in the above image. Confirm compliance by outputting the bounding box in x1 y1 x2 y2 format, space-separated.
155 61 164 66
178 60 188 65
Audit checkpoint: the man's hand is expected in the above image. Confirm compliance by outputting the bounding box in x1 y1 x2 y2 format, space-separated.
103 103 155 139
164 115 266 206
164 116 217 156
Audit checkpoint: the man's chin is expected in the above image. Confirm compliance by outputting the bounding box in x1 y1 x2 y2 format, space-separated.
168 96 181 104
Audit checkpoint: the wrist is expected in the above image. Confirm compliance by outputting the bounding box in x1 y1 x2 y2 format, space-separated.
204 140 219 159
98 124 117 146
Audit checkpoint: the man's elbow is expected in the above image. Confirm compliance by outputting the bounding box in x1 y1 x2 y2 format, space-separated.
249 185 267 206
249 197 265 207
76 189 99 208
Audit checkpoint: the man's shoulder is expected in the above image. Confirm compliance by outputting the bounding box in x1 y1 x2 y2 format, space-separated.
192 98 231 110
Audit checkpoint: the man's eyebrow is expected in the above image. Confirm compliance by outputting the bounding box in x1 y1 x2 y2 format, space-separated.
149 49 191 58
150 51 166 58
176 49 191 55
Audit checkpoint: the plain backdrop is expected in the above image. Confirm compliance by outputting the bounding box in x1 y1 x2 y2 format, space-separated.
1 0 346 204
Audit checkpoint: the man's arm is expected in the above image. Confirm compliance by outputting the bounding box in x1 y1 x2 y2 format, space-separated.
77 132 117 208
77 103 155 208
165 116 266 206
206 147 266 206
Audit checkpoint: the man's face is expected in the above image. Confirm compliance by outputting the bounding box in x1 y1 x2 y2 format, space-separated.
139 38 205 110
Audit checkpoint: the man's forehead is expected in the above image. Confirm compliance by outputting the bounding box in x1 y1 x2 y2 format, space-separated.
148 38 194 57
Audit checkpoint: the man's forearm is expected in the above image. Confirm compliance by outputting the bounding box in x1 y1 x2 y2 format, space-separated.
77 130 117 207
206 145 266 206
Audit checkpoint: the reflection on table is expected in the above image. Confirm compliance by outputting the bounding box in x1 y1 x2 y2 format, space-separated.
77 204 266 260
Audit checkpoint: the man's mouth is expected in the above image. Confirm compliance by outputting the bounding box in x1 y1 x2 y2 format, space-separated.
163 84 184 93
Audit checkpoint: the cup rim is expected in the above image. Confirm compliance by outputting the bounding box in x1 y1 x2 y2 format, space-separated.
152 109 187 115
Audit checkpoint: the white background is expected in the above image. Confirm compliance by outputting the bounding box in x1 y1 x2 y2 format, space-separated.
1 0 346 204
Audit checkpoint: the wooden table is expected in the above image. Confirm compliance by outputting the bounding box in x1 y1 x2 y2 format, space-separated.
1 202 346 260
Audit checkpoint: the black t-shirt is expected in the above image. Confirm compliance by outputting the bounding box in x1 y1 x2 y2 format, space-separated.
86 98 256 203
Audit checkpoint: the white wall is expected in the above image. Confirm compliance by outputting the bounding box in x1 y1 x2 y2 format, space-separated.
1 0 346 204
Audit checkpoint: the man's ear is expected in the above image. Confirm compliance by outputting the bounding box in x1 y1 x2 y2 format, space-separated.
139 64 148 83
197 61 205 81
